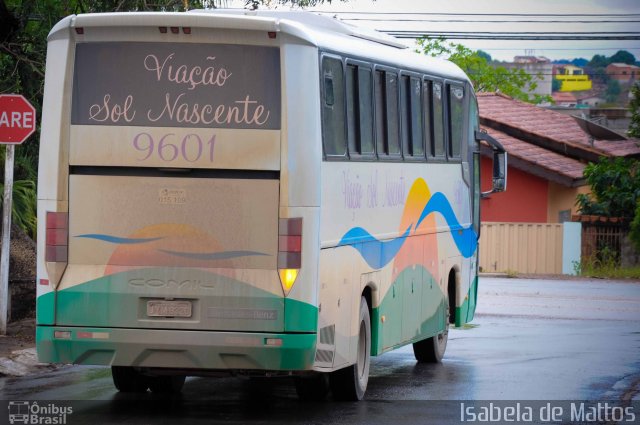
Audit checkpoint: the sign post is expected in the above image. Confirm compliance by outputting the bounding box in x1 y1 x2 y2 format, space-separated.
0 94 36 335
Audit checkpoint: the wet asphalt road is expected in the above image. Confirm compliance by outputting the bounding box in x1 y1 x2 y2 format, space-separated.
2 277 640 424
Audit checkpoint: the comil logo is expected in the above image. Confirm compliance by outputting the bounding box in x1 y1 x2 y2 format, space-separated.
8 401 73 424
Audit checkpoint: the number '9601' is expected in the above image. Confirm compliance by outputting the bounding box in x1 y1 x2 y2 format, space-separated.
132 132 216 162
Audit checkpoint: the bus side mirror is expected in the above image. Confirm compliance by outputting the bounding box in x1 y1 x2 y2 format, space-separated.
475 130 507 198
491 150 507 192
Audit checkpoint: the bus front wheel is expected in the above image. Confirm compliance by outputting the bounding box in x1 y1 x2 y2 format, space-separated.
329 296 371 401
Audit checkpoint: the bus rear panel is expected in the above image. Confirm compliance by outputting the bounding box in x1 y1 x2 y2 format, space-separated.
37 14 317 373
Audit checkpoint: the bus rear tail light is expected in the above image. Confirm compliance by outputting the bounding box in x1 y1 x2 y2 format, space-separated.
46 212 68 262
278 217 302 296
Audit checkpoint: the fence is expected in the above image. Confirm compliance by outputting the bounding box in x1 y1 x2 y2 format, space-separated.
479 222 564 274
576 217 637 266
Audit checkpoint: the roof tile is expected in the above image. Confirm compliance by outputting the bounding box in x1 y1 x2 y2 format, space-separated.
481 126 585 183
477 93 640 158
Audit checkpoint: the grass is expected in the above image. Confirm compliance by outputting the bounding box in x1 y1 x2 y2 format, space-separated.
578 264 640 279
574 251 640 279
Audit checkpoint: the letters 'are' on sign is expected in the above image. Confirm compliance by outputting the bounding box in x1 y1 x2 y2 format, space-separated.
0 94 37 145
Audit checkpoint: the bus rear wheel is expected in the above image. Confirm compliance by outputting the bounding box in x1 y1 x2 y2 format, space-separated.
111 366 148 393
329 296 371 401
294 373 330 400
148 374 186 394
413 302 449 363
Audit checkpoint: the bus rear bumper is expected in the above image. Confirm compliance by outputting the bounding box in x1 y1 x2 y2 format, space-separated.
36 326 316 371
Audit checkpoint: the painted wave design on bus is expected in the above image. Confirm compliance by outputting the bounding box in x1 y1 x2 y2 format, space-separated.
338 178 477 269
76 234 164 244
158 249 269 261
415 192 477 258
74 223 270 271
337 225 412 269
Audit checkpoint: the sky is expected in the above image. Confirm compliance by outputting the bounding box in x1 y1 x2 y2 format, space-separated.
224 0 640 62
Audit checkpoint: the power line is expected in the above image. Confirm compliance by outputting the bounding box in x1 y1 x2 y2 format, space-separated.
385 31 640 41
466 72 638 77
312 11 640 17
390 31 640 35
340 18 640 24
482 48 640 51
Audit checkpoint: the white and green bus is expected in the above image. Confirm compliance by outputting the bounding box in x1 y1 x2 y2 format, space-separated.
36 9 506 400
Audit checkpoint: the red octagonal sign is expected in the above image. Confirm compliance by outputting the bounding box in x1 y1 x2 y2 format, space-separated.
0 94 36 145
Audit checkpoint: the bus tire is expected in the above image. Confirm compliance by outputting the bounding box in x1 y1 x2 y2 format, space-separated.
294 373 330 401
148 374 186 394
111 366 148 393
329 296 371 401
413 302 449 363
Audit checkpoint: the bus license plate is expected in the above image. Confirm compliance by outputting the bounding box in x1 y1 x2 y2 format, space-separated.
147 300 192 318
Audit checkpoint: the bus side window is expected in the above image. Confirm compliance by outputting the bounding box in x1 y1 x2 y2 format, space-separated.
401 76 411 156
358 68 375 155
347 64 375 157
423 79 433 158
322 57 347 158
386 72 400 156
375 70 387 157
402 76 424 159
432 82 445 158
410 77 424 157
448 85 464 160
346 65 358 155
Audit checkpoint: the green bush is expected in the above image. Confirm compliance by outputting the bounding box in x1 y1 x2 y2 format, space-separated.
576 157 640 218
0 179 37 239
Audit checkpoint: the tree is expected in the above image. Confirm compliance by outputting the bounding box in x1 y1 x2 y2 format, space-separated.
610 50 636 65
588 54 609 68
629 84 640 139
629 84 640 250
570 58 588 67
576 157 640 219
605 79 621 103
477 50 492 62
416 37 546 104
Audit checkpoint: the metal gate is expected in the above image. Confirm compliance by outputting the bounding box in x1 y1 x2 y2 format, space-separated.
479 222 563 274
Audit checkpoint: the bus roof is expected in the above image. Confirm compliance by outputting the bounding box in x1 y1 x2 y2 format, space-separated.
51 10 470 83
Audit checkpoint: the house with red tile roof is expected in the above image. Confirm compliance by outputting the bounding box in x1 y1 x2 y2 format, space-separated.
606 63 640 83
477 93 640 223
551 91 577 107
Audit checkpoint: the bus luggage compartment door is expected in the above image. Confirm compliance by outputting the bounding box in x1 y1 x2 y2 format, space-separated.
57 173 282 333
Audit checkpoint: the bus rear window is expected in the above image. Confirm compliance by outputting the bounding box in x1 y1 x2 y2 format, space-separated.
72 42 281 130
69 42 282 171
